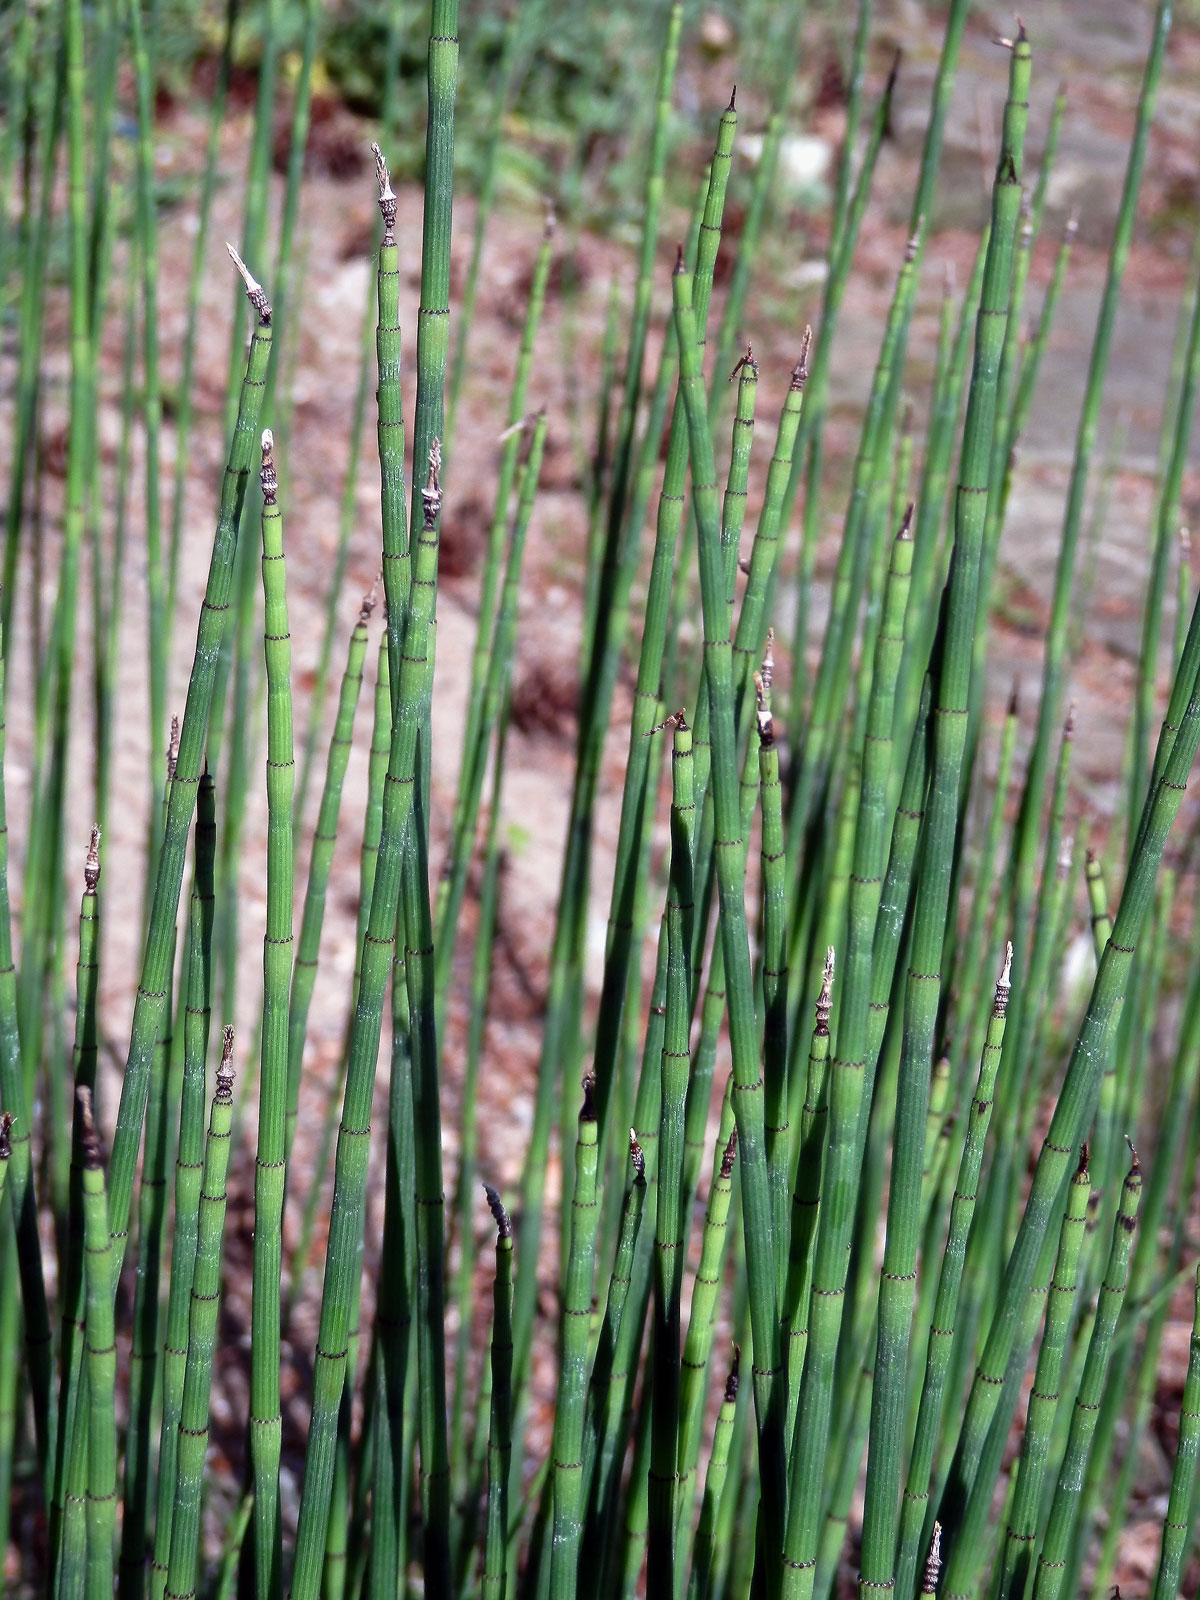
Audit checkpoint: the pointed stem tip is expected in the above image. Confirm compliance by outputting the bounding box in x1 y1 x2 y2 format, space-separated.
482 1182 512 1239
724 1346 740 1403
793 325 813 388
629 1129 646 1182
85 825 101 893
719 1127 738 1181
227 242 272 322
260 429 278 506
216 1024 236 1101
815 947 835 1034
922 1524 943 1597
372 142 398 243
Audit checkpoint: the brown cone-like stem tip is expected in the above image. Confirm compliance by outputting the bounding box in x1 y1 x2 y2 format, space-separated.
85 826 101 894
724 1346 740 1403
793 326 813 388
372 143 398 245
483 1182 512 1239
629 1129 646 1182
720 1126 738 1181
216 1024 235 1102
227 243 271 322
0 1111 12 1160
1078 1143 1090 1178
580 1072 596 1122
994 940 1013 1018
422 439 443 527
261 429 278 506
815 947 835 1035
77 1086 102 1169
922 1523 943 1596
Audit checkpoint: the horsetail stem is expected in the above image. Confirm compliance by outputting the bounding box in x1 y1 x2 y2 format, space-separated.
163 1030 236 1600
108 249 272 1277
483 1185 514 1600
1149 1264 1200 1600
249 428 296 1600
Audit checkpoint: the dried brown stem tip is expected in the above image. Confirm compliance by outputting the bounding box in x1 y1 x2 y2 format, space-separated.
720 1126 738 1181
792 326 814 389
629 1129 646 1183
360 584 378 625
754 671 774 747
84 826 101 894
1124 1134 1140 1173
216 1024 236 1101
729 346 757 381
226 242 271 322
922 1522 943 1596
260 429 278 506
371 143 398 244
898 502 915 542
815 947 835 1035
1007 678 1020 718
994 940 1013 1018
76 1086 102 1169
674 243 686 275
724 1345 740 1403
580 1072 597 1122
421 439 443 526
1078 1142 1090 1178
482 1182 512 1239
0 1111 13 1160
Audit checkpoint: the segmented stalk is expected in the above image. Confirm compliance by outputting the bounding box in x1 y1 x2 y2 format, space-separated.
677 1101 737 1517
894 947 1013 1600
1028 1153 1142 1600
163 1034 236 1600
290 449 443 1600
287 596 372 1153
108 253 272 1275
250 430 295 1600
647 713 695 1596
483 1186 514 1600
939 584 1200 1561
674 259 785 1563
150 773 216 1600
995 1149 1092 1600
1149 1265 1200 1600
856 39 1028 1598
687 1354 740 1600
548 1079 602 1600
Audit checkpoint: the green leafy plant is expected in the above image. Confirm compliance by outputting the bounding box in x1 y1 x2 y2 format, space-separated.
3 2 1200 1600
